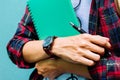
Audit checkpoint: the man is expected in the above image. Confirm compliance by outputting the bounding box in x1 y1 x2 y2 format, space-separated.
7 0 120 80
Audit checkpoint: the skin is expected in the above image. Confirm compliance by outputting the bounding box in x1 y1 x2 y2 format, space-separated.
23 34 111 65
51 34 111 66
22 34 111 79
35 58 92 80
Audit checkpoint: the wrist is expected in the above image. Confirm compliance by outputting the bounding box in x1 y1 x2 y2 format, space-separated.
56 59 68 73
43 36 57 57
50 37 64 56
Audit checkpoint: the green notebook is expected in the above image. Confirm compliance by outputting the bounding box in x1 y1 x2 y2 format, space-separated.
27 0 80 39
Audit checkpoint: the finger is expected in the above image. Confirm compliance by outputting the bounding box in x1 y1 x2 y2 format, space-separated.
67 51 95 66
89 35 111 49
76 56 95 66
37 68 48 74
38 70 44 75
42 71 56 79
84 42 105 55
83 50 100 61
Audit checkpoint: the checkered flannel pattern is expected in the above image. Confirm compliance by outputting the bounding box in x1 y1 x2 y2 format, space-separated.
7 0 120 80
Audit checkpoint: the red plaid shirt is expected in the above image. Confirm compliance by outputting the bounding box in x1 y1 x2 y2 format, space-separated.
7 0 120 80
88 0 120 80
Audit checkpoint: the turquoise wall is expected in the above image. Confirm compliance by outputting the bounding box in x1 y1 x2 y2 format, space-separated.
0 0 33 80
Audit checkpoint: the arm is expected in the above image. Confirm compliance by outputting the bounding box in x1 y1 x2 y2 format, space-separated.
7 6 111 69
35 58 92 79
51 34 111 66
23 33 111 65
6 6 47 68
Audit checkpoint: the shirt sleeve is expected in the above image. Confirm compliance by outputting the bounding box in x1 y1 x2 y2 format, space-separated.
6 6 39 68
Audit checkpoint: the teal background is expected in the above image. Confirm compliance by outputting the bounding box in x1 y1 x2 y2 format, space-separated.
0 0 33 80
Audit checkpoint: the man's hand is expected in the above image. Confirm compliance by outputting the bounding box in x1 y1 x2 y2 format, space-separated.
35 58 92 79
52 34 111 66
35 58 64 80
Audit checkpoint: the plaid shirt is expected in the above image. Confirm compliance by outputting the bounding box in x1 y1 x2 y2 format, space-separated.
7 7 40 80
88 0 120 80
7 0 120 80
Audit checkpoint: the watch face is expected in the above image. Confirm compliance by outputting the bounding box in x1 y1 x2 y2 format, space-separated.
43 36 53 47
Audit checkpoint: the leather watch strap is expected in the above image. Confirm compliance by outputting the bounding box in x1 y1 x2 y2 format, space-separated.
43 36 57 57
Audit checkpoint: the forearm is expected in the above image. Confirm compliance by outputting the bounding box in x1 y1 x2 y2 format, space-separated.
65 63 91 79
22 40 49 63
35 58 92 79
57 59 92 79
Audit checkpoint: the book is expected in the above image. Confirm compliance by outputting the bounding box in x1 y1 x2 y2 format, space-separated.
27 0 80 39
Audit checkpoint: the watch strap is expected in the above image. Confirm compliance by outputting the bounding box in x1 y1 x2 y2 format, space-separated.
43 36 57 57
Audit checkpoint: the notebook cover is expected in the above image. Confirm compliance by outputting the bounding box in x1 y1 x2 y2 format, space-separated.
27 0 80 39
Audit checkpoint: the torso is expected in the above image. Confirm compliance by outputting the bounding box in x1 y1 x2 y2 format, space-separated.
43 0 92 80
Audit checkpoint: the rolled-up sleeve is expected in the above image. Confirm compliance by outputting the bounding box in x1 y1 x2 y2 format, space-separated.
6 7 38 68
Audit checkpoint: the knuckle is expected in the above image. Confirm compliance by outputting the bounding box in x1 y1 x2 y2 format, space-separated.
95 35 101 37
101 48 105 53
76 49 84 56
71 57 79 62
101 39 107 45
80 41 88 47
71 55 82 63
95 55 100 61
38 71 42 75
99 48 105 54
95 47 105 55
82 34 90 38
88 61 95 66
94 35 103 38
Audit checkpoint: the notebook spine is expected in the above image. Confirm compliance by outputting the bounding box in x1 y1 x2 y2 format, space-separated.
27 0 41 39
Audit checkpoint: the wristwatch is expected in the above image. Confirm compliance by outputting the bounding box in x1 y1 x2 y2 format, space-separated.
43 36 57 56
